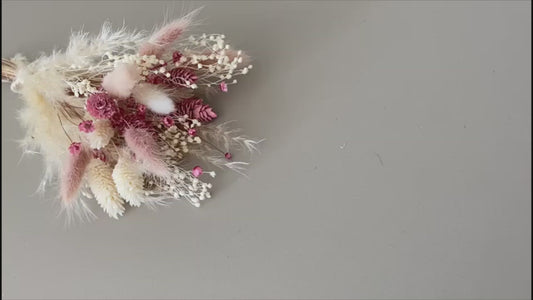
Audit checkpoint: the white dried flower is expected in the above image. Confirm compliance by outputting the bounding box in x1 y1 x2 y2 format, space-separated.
86 119 114 149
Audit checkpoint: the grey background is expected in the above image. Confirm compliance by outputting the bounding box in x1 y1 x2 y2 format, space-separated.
1 1 531 299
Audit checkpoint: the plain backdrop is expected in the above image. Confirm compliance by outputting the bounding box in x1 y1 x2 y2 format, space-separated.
1 1 531 299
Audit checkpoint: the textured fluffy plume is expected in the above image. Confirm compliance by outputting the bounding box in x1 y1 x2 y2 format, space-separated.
86 119 114 149
112 150 145 207
17 86 83 193
86 159 125 219
67 21 145 62
124 127 170 178
60 146 90 204
190 121 263 175
132 83 175 114
101 63 141 99
139 8 201 57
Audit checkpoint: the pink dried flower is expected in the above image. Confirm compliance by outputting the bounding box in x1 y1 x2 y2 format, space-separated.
172 51 183 63
68 142 82 155
110 104 151 133
145 73 166 85
162 116 174 128
137 104 147 115
219 81 228 92
193 105 217 123
126 113 151 129
86 93 118 119
192 166 203 177
175 98 218 123
60 145 89 204
187 128 197 136
225 152 232 160
92 149 107 162
78 120 95 133
168 68 198 87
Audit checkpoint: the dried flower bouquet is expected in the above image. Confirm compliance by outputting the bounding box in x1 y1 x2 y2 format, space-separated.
1 9 261 221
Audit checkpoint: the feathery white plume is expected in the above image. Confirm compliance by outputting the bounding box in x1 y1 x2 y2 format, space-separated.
112 150 145 207
101 63 141 99
132 83 175 114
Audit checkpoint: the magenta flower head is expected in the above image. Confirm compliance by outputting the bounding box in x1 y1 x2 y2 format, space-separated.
175 98 218 123
86 93 118 119
192 166 203 177
162 116 175 128
219 81 228 92
92 149 107 162
145 73 166 85
78 120 95 133
224 152 232 160
172 51 183 63
68 142 82 155
137 104 147 115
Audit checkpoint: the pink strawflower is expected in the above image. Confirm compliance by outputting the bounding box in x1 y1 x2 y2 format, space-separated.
110 103 151 133
219 81 228 92
86 93 118 119
224 152 232 160
68 142 82 155
192 166 203 177
78 120 95 133
162 116 175 128
137 104 147 114
187 128 197 136
175 98 218 123
126 113 151 129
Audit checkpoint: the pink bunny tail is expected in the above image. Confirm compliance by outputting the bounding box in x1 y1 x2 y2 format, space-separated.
124 127 170 178
139 9 200 57
60 146 90 204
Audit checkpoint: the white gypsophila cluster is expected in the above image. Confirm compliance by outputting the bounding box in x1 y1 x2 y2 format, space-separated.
170 33 253 88
67 79 98 97
145 165 214 208
112 53 163 76
64 52 162 97
158 116 202 161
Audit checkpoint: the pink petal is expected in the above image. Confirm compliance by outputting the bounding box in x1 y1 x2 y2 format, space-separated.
192 166 203 177
219 81 228 92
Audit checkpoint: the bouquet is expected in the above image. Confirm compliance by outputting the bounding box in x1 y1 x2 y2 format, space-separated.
1 9 261 222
